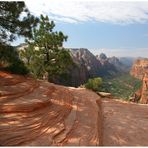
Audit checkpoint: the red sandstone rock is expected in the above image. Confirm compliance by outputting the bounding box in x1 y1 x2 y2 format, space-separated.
140 73 148 104
0 71 102 146
130 59 148 104
102 98 148 146
130 59 148 80
0 71 148 146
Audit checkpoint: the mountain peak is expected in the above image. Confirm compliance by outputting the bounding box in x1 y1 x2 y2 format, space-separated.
99 53 107 60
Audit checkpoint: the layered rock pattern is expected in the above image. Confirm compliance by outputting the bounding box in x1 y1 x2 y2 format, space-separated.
0 71 102 146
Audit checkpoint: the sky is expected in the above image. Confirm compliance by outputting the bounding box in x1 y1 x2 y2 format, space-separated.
14 0 148 57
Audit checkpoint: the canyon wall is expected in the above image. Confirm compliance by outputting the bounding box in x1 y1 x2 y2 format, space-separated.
130 59 148 104
130 59 148 79
140 73 148 104
69 50 129 86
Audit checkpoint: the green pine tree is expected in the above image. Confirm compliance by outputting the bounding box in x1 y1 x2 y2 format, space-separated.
0 1 38 74
0 1 38 44
23 15 73 82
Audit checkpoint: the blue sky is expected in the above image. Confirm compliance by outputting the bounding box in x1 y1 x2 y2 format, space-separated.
55 22 148 57
13 0 148 57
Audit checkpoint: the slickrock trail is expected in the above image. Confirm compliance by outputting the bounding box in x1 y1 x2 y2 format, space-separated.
0 71 148 146
0 71 102 146
102 98 148 146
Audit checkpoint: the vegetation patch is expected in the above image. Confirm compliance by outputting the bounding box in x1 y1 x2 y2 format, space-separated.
99 74 142 100
84 77 102 91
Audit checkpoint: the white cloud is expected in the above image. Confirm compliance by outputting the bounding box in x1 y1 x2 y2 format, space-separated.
25 0 148 24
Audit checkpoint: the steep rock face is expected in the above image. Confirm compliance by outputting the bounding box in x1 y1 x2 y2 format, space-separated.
140 73 148 104
70 48 102 77
130 59 148 79
69 48 102 86
130 59 148 104
68 63 89 87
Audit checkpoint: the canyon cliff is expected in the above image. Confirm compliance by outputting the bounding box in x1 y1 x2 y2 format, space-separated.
140 73 148 104
69 50 129 86
130 59 148 104
68 48 102 86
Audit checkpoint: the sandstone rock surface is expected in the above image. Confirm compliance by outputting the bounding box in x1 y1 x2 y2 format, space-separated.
1 71 148 146
97 92 112 98
140 73 148 104
102 98 148 146
130 58 148 80
0 71 102 146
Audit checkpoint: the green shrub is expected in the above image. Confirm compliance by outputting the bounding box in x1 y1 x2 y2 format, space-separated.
85 77 102 91
5 60 29 75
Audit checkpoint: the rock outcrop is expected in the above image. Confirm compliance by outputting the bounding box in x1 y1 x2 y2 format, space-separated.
130 59 148 104
140 73 148 104
130 59 148 79
0 71 102 146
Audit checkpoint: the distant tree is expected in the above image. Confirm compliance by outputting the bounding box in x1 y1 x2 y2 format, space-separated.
23 15 73 81
85 77 102 91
